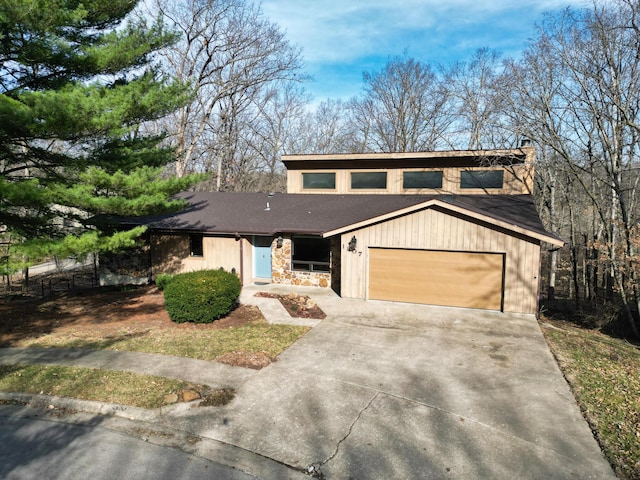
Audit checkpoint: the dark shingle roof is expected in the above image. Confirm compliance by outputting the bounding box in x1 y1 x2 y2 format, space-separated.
124 192 562 243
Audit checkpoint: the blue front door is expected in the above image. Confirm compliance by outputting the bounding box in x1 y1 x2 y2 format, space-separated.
253 236 272 278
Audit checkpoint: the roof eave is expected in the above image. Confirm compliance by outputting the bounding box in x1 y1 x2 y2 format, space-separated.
282 147 535 163
322 199 566 247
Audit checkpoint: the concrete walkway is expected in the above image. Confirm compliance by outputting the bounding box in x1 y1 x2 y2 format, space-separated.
0 283 320 386
0 348 256 389
0 284 616 479
0 283 323 387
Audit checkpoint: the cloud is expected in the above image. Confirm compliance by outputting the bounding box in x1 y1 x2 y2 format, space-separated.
260 0 588 100
264 0 583 62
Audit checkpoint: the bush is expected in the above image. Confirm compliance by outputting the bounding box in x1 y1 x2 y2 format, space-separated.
163 270 241 323
155 273 174 291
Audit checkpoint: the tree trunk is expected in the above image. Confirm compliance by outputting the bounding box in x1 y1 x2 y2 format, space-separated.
21 265 29 294
548 249 557 301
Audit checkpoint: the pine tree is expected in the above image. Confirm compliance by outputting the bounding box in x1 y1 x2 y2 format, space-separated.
0 0 202 270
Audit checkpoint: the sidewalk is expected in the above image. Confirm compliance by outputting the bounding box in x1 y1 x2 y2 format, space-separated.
0 284 330 387
239 283 340 327
0 347 256 389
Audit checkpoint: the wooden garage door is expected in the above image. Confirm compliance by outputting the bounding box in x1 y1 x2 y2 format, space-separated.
369 248 504 310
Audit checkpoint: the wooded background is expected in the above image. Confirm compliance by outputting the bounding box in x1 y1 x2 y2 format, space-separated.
2 0 639 336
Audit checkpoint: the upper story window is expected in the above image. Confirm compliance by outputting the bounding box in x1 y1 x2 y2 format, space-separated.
403 171 443 189
351 171 387 189
190 233 204 257
302 172 336 189
460 170 504 189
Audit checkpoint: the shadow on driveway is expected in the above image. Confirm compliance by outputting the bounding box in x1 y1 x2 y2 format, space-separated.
168 299 615 479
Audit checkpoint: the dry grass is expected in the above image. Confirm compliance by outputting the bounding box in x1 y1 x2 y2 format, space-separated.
199 387 235 407
0 287 310 407
0 364 196 409
12 319 310 363
541 318 640 479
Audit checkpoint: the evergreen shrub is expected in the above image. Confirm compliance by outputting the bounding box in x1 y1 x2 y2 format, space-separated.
163 270 241 323
154 273 174 291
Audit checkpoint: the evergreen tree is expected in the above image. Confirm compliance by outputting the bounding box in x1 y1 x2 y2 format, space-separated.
0 0 201 269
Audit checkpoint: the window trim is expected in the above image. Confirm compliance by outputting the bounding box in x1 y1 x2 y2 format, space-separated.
189 233 204 257
350 171 388 190
402 170 444 190
460 170 504 190
301 172 336 190
291 235 331 273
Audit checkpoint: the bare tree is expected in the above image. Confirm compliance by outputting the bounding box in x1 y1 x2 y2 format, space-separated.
241 82 309 190
287 99 357 154
147 0 304 187
348 55 454 152
446 48 512 149
505 0 640 335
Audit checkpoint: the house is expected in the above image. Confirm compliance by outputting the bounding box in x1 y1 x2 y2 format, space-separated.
108 147 564 315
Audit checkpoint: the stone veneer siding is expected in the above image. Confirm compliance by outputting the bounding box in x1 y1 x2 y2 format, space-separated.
99 242 151 286
271 235 331 288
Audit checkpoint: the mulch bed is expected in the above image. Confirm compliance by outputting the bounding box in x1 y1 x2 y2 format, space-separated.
0 286 317 371
254 292 326 319
0 285 262 346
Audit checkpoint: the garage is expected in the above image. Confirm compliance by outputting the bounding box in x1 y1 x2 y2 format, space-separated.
368 248 505 310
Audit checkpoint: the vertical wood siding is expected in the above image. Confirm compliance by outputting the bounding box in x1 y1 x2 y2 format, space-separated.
151 234 251 284
339 207 541 314
287 165 533 195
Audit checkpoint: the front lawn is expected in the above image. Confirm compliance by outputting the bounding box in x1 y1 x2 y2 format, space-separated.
0 286 309 407
14 321 309 366
1 286 310 368
0 364 203 409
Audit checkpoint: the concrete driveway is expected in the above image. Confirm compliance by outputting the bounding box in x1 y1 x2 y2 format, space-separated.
166 288 615 479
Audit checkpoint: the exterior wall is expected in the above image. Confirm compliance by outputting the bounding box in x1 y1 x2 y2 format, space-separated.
99 243 150 286
271 235 331 288
287 164 533 195
151 233 252 284
330 237 341 294
151 233 335 288
339 207 542 314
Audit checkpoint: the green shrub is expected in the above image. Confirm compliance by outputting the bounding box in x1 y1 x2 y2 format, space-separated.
155 273 174 291
163 270 241 323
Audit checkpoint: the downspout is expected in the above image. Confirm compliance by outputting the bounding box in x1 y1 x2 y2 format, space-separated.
536 245 543 319
147 231 153 285
235 233 244 286
239 238 244 286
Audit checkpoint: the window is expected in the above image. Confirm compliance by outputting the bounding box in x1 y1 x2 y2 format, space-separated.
292 236 330 272
302 172 336 189
350 171 387 189
190 233 204 257
403 171 443 189
460 170 504 189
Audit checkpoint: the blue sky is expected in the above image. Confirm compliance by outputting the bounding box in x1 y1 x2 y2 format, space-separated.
261 0 587 102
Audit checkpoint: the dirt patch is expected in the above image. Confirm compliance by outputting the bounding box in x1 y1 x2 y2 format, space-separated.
0 285 264 370
199 387 235 407
254 292 326 319
215 351 273 370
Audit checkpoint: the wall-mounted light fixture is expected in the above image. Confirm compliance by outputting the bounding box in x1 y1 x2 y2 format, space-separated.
276 235 284 248
348 235 357 252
